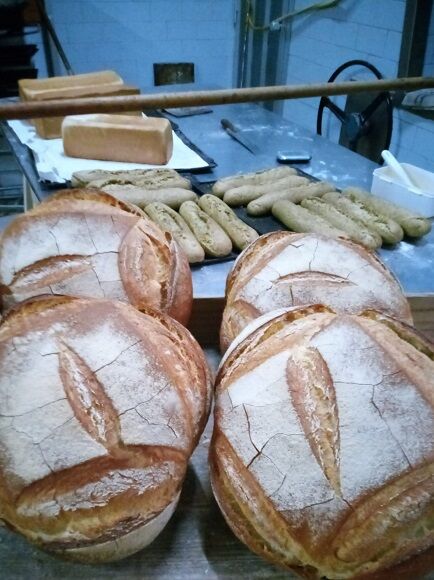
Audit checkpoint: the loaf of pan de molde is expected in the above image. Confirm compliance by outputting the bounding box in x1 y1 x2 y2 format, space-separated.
211 305 434 579
0 295 212 562
62 114 173 165
220 232 412 351
0 190 192 324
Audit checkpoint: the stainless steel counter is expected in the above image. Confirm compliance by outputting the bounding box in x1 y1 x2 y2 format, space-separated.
2 97 433 296
168 101 433 297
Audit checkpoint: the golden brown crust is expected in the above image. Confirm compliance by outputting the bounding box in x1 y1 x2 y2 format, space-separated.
0 296 211 560
0 191 192 324
220 232 412 352
211 307 434 578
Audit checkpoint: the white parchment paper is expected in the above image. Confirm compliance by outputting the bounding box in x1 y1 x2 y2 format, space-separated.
7 119 209 183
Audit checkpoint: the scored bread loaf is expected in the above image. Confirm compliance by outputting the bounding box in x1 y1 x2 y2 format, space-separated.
211 305 434 578
0 190 192 324
0 296 212 562
62 114 173 165
220 232 412 351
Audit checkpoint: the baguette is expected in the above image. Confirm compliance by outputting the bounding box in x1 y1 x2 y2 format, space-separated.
246 181 335 216
344 187 432 238
301 198 382 249
198 194 258 251
144 203 205 263
212 166 296 196
223 175 309 206
323 192 404 244
272 200 347 238
100 184 198 209
179 201 232 257
71 168 191 189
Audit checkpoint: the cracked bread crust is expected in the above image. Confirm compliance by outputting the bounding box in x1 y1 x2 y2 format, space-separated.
220 232 413 352
0 296 211 561
0 191 192 325
211 306 434 578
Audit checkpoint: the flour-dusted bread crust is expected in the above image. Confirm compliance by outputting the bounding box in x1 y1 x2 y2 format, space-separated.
0 191 192 325
0 296 212 562
220 232 412 351
211 306 434 578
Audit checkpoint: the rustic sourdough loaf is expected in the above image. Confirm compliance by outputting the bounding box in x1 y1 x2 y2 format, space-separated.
0 296 211 562
220 232 412 351
211 305 434 578
0 190 192 324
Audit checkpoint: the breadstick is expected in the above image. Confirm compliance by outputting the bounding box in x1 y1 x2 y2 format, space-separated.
301 198 381 249
198 194 258 250
344 187 432 238
179 201 233 257
212 166 296 196
223 175 309 206
246 182 335 216
100 184 198 209
145 202 205 263
272 200 347 238
323 192 404 244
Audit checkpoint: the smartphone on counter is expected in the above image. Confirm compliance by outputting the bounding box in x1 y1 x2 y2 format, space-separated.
277 151 312 164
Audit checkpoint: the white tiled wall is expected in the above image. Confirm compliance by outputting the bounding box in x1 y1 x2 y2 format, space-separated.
30 0 434 171
283 0 434 171
33 0 237 89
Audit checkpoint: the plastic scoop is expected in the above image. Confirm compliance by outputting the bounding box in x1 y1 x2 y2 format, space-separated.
381 150 418 190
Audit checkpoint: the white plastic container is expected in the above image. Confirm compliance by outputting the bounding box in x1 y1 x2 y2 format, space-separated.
371 163 434 217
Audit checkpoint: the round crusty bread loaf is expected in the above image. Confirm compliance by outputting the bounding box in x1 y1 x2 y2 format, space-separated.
211 306 434 579
0 190 192 325
220 232 412 352
0 296 212 562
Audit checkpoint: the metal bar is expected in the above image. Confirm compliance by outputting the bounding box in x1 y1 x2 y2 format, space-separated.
35 0 74 75
1 76 433 120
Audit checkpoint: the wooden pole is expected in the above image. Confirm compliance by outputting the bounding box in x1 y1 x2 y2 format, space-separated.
1 76 433 120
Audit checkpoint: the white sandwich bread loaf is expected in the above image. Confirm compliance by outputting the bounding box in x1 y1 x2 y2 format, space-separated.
62 114 173 165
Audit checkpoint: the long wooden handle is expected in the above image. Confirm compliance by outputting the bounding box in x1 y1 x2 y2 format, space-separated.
2 76 433 120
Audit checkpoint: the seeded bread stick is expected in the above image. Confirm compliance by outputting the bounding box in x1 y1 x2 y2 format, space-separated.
179 201 233 258
344 187 432 238
100 184 198 209
246 182 335 216
323 191 404 244
71 168 191 189
301 198 382 250
144 202 205 263
223 175 309 207
198 194 258 251
212 166 297 196
272 200 347 238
